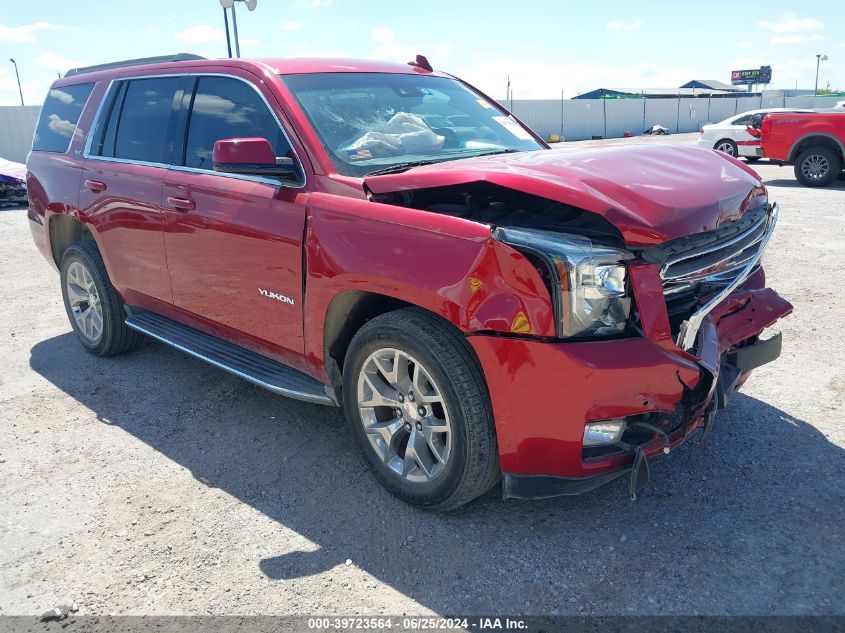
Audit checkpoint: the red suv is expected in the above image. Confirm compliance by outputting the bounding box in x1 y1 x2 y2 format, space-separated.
27 54 792 510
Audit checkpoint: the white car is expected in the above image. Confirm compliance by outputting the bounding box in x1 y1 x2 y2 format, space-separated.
835 100 845 109
697 108 813 160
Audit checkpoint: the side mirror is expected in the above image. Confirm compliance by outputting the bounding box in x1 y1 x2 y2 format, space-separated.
212 138 301 182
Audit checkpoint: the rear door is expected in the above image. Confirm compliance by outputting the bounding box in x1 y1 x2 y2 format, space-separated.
79 76 184 307
162 73 308 364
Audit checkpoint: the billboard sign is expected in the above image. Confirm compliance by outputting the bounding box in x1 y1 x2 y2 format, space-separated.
731 66 773 85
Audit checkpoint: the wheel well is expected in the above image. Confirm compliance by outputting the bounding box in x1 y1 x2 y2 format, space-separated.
790 135 844 163
322 291 412 394
49 215 93 267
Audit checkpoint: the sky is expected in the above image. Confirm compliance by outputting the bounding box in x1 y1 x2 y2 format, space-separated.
1 0 843 107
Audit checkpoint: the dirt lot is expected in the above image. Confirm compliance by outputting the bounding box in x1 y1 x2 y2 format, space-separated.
1 140 843 617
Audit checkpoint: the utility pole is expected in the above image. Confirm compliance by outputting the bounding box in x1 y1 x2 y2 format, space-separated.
219 0 257 58
815 54 828 95
9 58 24 106
223 7 232 58
231 1 240 58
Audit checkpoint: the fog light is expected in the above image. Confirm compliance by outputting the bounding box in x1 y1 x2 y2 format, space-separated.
583 419 626 446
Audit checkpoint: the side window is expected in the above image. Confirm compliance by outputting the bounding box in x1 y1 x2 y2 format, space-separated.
182 76 292 170
110 77 180 163
732 114 753 126
32 83 94 153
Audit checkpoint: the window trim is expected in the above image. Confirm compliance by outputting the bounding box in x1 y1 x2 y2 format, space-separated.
83 72 306 188
31 82 95 154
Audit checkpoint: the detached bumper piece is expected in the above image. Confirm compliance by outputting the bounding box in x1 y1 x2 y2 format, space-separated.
502 328 784 501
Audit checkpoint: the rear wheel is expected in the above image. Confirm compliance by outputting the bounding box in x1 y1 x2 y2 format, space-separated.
714 139 738 157
342 308 499 511
60 241 144 356
794 146 842 187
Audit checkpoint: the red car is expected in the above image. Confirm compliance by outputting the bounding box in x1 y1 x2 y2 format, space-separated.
27 54 792 510
753 111 845 187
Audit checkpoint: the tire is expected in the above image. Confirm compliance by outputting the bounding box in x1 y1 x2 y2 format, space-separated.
744 156 761 163
794 146 842 187
714 139 738 157
60 241 144 356
342 308 499 511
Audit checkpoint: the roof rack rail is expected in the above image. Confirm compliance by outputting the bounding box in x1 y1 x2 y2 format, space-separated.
64 53 206 78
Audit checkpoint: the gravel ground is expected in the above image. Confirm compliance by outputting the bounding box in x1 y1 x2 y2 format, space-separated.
0 142 843 617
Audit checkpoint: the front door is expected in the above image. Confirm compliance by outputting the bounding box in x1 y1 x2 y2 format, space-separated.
162 74 307 363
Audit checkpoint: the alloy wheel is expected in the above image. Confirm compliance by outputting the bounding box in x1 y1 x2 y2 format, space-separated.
356 348 452 483
801 154 829 181
716 141 736 156
65 260 103 344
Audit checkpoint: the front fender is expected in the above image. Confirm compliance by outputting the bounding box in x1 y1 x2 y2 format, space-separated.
303 193 555 378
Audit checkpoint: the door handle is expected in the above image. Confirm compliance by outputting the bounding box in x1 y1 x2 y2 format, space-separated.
166 196 196 212
84 179 107 193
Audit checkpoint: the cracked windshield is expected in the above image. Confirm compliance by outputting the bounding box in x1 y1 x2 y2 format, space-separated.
282 72 544 176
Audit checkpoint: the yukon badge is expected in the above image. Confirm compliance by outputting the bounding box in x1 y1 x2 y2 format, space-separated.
258 288 295 306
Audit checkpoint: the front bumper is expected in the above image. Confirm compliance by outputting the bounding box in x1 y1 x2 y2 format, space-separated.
469 266 793 500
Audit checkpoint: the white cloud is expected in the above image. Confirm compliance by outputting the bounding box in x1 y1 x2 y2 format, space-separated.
759 14 823 33
0 22 63 43
368 28 420 64
740 41 752 49
606 20 643 31
0 73 53 107
175 23 224 44
371 27 395 43
34 51 89 72
435 44 453 59
770 34 822 45
452 57 695 99
280 21 302 30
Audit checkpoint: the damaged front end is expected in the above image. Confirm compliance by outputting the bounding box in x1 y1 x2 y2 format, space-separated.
496 202 791 500
365 162 792 501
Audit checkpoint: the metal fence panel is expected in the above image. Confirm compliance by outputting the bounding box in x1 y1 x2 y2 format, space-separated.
785 96 818 109
562 100 605 141
644 99 678 133
677 98 705 132
604 99 645 138
0 106 40 163
812 96 842 109
507 99 562 140
707 98 738 123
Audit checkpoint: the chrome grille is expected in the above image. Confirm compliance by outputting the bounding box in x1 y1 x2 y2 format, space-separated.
659 206 769 295
638 203 779 350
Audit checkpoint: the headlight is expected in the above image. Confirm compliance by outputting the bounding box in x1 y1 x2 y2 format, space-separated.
494 226 633 338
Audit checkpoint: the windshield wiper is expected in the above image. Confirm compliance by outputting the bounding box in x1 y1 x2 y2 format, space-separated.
473 148 522 157
365 149 523 177
365 159 445 176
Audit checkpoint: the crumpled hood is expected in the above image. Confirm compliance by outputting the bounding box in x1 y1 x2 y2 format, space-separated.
364 145 765 246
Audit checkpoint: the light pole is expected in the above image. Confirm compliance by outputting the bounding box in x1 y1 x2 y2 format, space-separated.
219 0 257 58
815 54 828 95
9 58 24 106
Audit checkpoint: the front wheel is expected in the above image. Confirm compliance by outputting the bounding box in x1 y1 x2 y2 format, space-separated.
342 308 499 511
794 146 842 187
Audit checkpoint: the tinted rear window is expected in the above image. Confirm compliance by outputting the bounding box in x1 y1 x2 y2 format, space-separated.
32 83 94 153
111 77 180 163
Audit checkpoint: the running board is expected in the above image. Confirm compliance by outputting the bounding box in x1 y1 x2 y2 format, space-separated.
125 309 336 406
